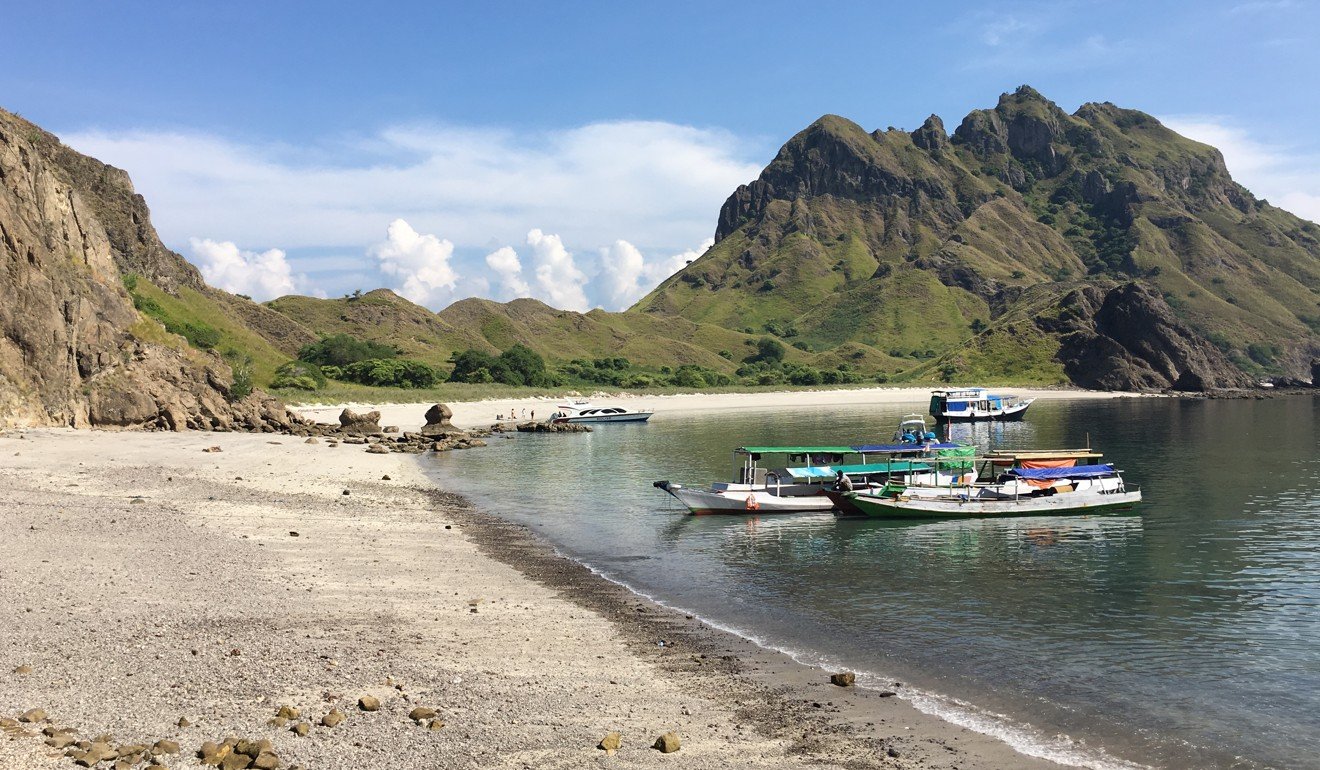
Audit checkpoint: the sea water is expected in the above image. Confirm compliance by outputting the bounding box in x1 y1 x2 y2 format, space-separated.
424 395 1320 769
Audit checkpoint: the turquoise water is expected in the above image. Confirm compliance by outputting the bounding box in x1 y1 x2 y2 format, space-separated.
425 396 1320 769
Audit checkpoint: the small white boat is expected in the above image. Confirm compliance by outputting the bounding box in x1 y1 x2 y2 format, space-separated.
550 400 653 424
929 388 1034 422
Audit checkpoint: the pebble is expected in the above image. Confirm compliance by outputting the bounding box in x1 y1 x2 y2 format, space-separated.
598 731 622 752
358 695 380 712
19 707 47 723
13 664 32 674
408 707 436 722
321 708 345 728
427 719 445 731
291 722 310 737
275 705 299 720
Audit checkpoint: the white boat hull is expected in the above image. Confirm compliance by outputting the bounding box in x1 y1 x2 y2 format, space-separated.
658 483 836 515
851 489 1142 518
560 412 653 424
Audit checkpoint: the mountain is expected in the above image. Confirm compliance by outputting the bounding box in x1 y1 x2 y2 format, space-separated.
0 108 294 429
634 86 1320 388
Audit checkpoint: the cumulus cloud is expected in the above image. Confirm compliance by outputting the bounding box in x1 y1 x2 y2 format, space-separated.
61 120 759 257
526 229 590 312
596 237 713 310
483 246 531 300
369 218 460 306
1161 116 1320 223
189 237 299 300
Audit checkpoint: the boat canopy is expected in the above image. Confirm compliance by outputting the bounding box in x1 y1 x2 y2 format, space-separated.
1006 464 1117 480
785 461 933 479
738 446 855 455
851 442 962 453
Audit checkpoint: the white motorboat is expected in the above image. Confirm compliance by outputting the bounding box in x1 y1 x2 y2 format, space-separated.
550 400 653 424
929 388 1034 422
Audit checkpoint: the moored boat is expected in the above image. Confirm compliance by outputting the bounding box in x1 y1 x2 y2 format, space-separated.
550 400 653 424
843 463 1141 519
655 441 977 516
929 388 1034 422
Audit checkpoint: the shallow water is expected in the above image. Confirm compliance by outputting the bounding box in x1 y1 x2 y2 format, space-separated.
425 395 1320 769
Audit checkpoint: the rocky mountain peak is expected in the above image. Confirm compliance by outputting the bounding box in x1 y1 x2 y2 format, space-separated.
911 114 948 152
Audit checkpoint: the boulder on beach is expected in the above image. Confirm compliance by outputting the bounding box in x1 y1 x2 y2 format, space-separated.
830 671 856 687
599 732 622 752
338 408 382 436
421 403 465 437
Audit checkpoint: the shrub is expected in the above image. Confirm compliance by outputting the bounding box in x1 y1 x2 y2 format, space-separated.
341 358 439 388
272 361 326 390
970 318 988 333
753 337 785 363
448 345 552 387
299 334 397 367
225 352 254 402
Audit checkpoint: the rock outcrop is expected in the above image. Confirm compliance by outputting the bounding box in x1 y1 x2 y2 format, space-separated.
1046 284 1255 391
420 403 462 437
0 108 293 430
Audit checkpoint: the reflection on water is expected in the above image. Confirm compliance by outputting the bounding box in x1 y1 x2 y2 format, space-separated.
425 395 1320 770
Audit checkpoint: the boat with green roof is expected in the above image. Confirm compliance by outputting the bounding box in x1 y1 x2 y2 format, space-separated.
653 441 978 515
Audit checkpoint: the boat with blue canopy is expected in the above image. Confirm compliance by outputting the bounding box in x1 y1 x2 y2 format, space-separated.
653 439 978 516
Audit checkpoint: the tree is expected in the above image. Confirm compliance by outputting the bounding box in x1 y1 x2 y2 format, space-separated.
754 337 785 364
299 334 397 367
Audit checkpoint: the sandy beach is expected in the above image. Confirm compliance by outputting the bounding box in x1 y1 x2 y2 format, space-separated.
0 425 1073 770
293 385 1138 432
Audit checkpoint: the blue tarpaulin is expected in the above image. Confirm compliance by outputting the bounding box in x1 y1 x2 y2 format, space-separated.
1006 464 1117 480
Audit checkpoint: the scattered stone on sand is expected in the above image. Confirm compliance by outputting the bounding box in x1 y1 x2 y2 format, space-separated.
266 717 287 728
13 663 32 674
830 671 856 687
653 731 681 753
130 497 145 504
365 444 389 454
321 708 345 728
177 717 192 728
252 751 280 769
878 690 898 698
427 719 445 731
203 446 222 453
358 695 381 711
303 437 319 445
288 531 299 537
887 746 901 757
407 707 436 722
46 732 79 749
290 722 310 737
19 707 47 722
381 474 391 481
598 731 622 753
275 705 299 720
383 425 399 433
152 739 180 755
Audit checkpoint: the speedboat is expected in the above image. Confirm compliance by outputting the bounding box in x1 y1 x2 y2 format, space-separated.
550 400 653 424
929 388 1033 422
655 442 977 516
894 413 939 443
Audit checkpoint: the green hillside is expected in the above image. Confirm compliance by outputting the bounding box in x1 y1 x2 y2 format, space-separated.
632 87 1320 387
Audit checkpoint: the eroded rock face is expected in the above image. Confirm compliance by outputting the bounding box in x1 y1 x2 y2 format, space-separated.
0 107 293 430
1049 284 1255 392
338 409 382 435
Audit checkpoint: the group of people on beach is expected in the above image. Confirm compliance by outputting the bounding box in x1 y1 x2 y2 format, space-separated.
496 408 533 422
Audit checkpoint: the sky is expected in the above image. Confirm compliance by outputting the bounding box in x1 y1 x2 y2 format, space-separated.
4 1 1319 311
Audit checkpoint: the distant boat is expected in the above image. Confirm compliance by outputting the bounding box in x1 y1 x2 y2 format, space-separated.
550 400 653 424
929 388 1034 422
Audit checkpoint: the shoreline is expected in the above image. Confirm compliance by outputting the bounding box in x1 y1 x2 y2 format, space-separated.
291 385 1146 432
0 427 1081 770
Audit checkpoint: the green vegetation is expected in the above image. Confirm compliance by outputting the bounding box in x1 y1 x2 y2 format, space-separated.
341 358 440 388
448 344 554 386
298 334 397 367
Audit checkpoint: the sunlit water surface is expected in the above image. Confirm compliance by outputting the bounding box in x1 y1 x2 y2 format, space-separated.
424 396 1320 769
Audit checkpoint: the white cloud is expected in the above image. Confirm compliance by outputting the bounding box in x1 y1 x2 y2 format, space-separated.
61 120 758 260
483 246 531 300
1161 116 1320 222
189 237 299 300
596 237 713 311
369 218 460 306
526 229 589 312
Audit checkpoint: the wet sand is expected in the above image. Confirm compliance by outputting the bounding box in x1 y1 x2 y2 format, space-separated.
0 427 1068 769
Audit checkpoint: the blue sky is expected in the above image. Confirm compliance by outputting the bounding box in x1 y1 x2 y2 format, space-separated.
5 1 1319 309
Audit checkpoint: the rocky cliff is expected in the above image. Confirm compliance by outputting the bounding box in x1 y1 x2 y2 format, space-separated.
0 108 292 429
637 86 1320 390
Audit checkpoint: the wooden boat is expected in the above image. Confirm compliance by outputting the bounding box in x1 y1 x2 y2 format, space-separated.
929 388 1034 422
842 464 1141 519
654 442 977 515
